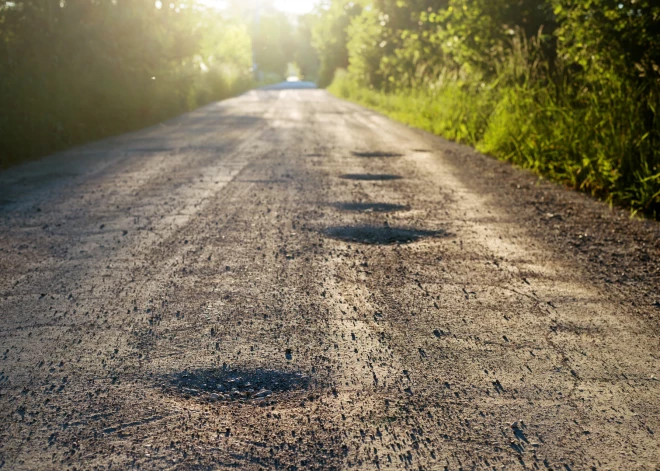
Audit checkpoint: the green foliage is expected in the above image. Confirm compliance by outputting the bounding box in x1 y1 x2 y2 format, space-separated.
346 6 388 87
0 0 254 168
312 0 362 87
295 13 321 81
252 10 297 77
318 0 660 217
552 0 660 79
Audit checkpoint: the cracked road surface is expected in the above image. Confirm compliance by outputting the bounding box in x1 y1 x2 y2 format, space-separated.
1 88 659 470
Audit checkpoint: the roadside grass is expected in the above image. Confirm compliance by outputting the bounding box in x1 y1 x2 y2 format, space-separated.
329 71 660 219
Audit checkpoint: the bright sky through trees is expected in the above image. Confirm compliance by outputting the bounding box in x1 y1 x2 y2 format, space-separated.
203 0 317 14
274 0 316 14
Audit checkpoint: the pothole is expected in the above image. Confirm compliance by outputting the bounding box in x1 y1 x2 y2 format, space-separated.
331 202 409 213
323 225 449 245
161 367 313 405
340 174 403 181
351 151 403 158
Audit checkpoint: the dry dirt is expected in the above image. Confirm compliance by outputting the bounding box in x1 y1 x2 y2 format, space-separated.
1 88 659 470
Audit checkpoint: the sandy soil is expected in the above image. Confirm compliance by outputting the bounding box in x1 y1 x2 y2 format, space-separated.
1 88 659 470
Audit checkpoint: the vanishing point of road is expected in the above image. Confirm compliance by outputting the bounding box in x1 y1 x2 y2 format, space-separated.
1 86 659 470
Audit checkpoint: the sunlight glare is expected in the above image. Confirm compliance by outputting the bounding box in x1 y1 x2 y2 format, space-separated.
201 0 317 14
274 0 316 14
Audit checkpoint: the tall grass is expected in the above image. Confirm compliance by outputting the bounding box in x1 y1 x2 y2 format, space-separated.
329 41 660 218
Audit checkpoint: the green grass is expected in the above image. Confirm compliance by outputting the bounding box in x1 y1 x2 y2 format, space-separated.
329 70 660 218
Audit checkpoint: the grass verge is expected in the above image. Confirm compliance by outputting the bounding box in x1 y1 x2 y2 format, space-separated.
329 70 660 219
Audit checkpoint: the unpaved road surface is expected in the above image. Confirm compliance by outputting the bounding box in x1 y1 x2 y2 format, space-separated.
1 88 660 470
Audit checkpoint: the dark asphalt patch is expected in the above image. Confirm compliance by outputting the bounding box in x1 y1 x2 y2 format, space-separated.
125 147 172 153
323 225 448 245
162 367 312 403
340 174 403 181
331 202 409 213
351 151 403 158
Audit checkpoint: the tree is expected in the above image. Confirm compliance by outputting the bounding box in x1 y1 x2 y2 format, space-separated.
312 0 362 87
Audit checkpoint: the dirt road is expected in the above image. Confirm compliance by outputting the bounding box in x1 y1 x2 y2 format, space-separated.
1 88 659 470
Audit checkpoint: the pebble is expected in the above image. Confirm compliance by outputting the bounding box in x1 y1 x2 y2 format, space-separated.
254 389 273 398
